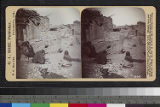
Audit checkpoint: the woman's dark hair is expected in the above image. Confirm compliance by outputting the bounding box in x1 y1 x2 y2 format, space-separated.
64 50 69 55
126 51 130 56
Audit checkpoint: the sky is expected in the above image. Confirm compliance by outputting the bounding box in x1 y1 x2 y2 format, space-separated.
27 7 145 26
29 8 80 26
99 7 145 26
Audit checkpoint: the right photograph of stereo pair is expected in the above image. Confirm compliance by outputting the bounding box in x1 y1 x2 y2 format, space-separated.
81 7 146 79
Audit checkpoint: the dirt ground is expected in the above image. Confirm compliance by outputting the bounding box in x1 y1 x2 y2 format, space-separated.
82 29 146 79
17 25 81 79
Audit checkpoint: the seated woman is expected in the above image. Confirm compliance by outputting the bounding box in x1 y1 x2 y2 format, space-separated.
123 51 133 68
125 51 133 62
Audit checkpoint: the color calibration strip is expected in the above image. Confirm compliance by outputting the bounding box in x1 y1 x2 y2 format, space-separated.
0 103 160 107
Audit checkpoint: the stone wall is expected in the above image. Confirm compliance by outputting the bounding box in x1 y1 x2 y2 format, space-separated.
23 16 49 41
86 16 113 42
72 20 80 35
136 22 145 36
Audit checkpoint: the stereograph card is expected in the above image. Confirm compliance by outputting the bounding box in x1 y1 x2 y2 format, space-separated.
5 6 156 81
